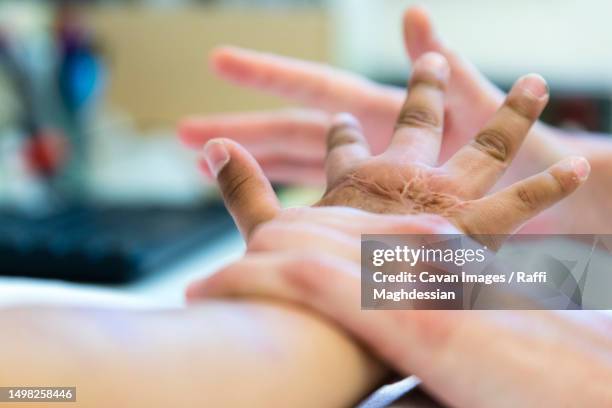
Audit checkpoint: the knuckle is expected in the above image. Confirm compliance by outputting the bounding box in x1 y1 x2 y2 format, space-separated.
281 252 330 296
506 94 541 121
472 128 513 162
221 172 254 206
410 71 446 92
550 171 574 196
516 185 541 211
396 107 441 130
327 125 364 151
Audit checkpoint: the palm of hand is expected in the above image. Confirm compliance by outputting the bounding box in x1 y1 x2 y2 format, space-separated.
317 157 461 218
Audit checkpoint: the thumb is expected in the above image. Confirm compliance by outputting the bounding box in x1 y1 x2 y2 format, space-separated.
201 138 281 240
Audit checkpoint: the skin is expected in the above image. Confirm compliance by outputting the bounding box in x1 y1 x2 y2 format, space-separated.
0 302 381 408
0 37 596 408
184 53 607 407
188 229 612 408
199 52 589 245
179 6 612 234
0 54 486 408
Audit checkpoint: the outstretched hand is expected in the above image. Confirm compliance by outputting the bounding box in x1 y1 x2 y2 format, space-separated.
198 53 588 242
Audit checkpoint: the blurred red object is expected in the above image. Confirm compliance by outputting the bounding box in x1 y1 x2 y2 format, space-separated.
23 130 70 177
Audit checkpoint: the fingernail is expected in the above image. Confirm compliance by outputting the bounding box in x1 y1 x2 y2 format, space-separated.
519 73 549 99
415 52 449 79
332 112 360 128
570 156 590 181
203 140 230 177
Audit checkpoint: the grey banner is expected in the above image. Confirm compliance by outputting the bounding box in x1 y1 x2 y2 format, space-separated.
0 387 76 403
361 234 612 310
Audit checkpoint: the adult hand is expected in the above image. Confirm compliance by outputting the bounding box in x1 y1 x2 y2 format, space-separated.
197 53 588 242
178 6 504 186
188 242 612 408
187 172 610 408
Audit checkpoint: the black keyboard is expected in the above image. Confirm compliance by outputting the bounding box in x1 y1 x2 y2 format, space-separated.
0 202 235 284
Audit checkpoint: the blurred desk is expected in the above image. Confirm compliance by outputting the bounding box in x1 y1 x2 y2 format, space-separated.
0 185 322 308
0 229 243 309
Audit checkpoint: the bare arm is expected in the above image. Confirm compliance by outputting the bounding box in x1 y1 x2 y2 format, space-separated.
1 300 383 408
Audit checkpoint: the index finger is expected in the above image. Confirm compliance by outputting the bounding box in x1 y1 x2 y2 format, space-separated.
211 46 377 111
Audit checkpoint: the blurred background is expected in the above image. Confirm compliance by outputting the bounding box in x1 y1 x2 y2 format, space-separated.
0 0 610 286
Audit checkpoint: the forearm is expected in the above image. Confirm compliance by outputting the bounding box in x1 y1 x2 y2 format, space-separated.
1 300 383 407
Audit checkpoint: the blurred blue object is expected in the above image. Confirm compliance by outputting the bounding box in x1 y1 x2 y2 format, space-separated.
59 47 104 114
56 7 105 115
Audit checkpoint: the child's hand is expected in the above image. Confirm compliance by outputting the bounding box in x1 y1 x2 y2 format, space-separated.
199 53 588 242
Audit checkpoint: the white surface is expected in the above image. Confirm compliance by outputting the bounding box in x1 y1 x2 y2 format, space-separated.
87 116 211 206
0 231 244 309
331 0 612 91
